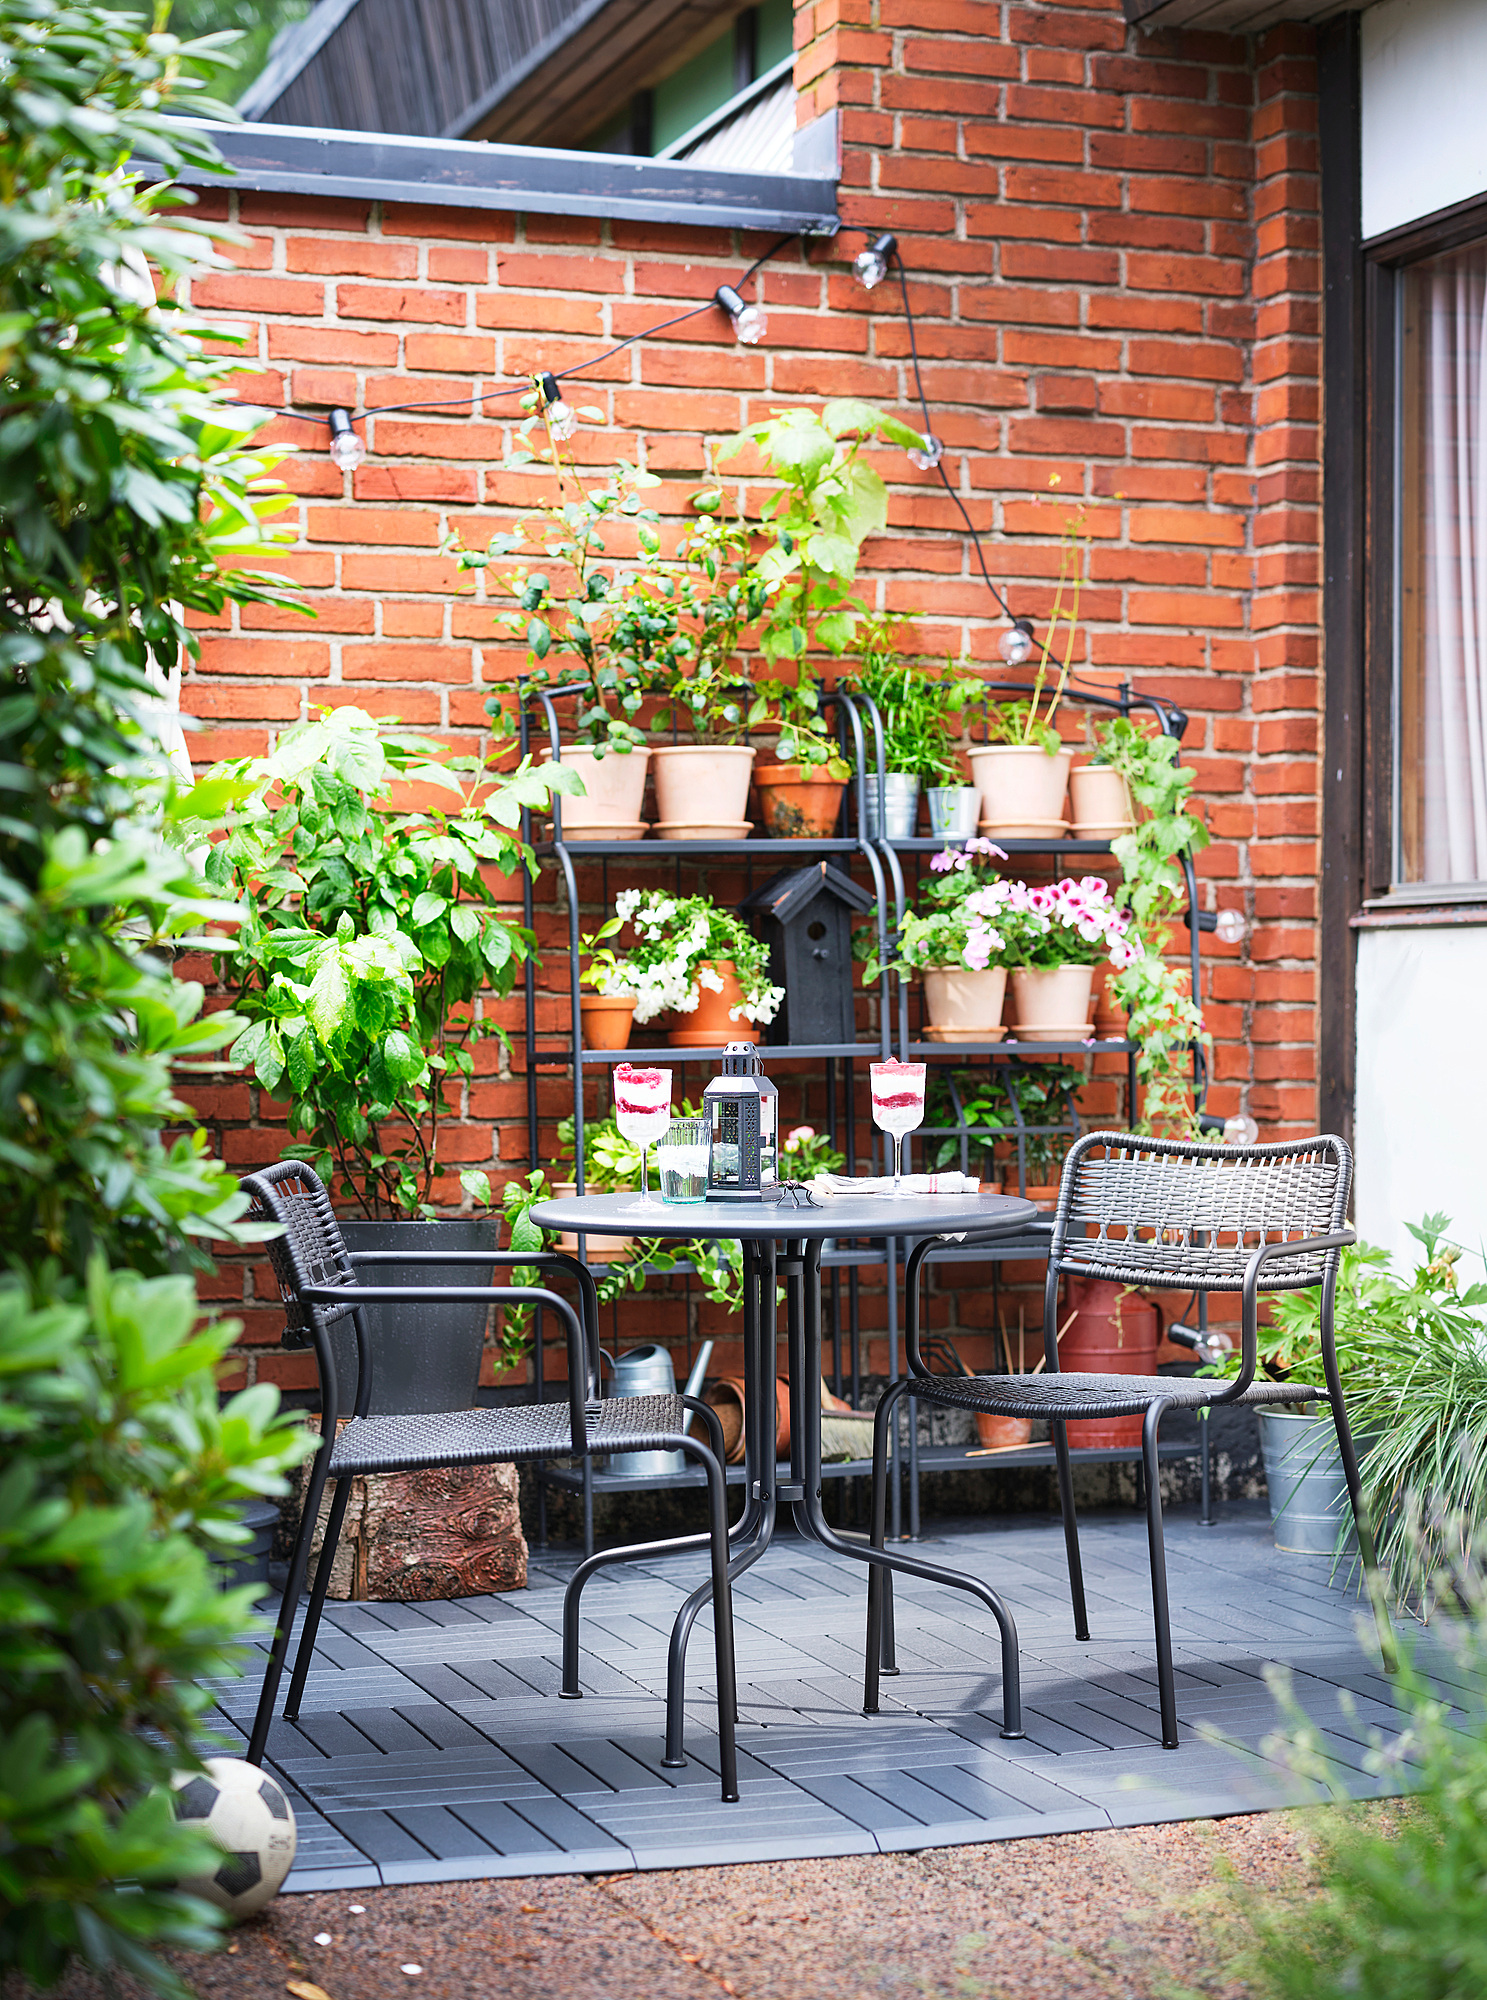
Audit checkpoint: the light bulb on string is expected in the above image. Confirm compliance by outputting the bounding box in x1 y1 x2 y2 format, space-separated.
998 619 1035 667
327 408 366 472
536 371 577 441
853 232 897 291
714 283 767 345
907 432 943 471
1213 907 1247 946
1222 1113 1260 1147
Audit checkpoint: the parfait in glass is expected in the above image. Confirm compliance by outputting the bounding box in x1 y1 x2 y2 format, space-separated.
614 1063 674 1211
869 1059 928 1192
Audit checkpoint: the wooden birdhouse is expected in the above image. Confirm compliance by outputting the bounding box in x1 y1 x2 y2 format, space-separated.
739 863 874 1046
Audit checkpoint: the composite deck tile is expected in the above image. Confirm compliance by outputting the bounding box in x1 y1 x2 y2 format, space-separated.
223 1506 1428 1891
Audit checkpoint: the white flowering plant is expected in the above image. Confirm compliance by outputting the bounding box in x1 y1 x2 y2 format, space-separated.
611 889 784 1027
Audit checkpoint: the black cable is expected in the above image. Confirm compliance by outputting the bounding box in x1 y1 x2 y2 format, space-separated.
226 232 801 433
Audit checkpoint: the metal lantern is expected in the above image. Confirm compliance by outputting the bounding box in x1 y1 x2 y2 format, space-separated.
703 1043 779 1202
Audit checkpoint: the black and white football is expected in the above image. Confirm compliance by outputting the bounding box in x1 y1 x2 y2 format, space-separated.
171 1758 298 1919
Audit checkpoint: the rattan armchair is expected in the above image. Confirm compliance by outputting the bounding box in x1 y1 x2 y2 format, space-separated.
864 1131 1393 1749
241 1162 740 1800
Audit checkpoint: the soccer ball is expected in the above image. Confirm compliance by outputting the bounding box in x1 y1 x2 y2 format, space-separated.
170 1758 298 1920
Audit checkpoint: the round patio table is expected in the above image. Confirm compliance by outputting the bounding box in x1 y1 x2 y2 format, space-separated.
530 1185 1038 1758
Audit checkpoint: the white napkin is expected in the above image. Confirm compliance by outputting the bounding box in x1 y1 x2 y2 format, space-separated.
809 1171 982 1198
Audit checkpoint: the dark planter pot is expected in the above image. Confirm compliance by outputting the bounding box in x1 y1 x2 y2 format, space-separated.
337 1216 498 1416
211 1497 280 1591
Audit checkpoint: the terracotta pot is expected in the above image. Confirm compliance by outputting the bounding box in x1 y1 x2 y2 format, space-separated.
650 744 755 824
1059 1275 1159 1448
1069 763 1134 837
550 1182 636 1261
669 958 749 1047
969 744 1072 836
540 745 649 833
975 1412 1034 1448
704 1375 792 1464
922 966 1008 1033
1024 1183 1061 1206
1092 964 1126 1037
579 992 636 1051
755 762 846 838
1010 963 1096 1035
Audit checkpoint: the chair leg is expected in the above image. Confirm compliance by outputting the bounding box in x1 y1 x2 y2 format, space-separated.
658 1435 739 1801
1141 1399 1180 1749
865 1380 912 1712
285 1475 353 1720
1050 1418 1091 1641
246 1453 331 1766
1327 1394 1398 1673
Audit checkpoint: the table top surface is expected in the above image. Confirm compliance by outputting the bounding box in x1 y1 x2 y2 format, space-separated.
529 1188 1040 1243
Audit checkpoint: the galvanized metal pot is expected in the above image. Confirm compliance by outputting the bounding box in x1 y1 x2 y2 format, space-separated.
927 784 980 839
1257 1406 1357 1556
864 771 920 839
607 1343 684 1477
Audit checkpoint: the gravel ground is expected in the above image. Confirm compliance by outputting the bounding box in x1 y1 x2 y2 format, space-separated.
10 1810 1338 2000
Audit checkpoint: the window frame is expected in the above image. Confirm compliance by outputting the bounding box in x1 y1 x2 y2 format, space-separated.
1364 190 1487 909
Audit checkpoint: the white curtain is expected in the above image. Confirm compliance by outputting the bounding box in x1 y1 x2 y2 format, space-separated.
1421 247 1487 882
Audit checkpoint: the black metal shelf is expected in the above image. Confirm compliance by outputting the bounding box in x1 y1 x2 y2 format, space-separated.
570 1041 881 1066
906 1037 1135 1057
886 836 1116 855
537 835 864 858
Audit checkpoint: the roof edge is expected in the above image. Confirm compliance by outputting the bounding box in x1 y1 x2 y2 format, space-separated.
144 118 840 233
237 0 365 119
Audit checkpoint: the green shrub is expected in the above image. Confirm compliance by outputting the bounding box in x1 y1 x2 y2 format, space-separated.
0 3 317 1989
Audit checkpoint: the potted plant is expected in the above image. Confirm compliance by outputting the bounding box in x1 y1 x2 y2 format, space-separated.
863 836 1013 1037
717 401 920 836
454 414 690 839
968 509 1087 836
850 625 982 840
205 707 569 1404
577 916 637 1050
1069 717 1136 837
612 888 784 1046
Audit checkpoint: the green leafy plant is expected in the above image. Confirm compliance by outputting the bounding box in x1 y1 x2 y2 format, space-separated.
778 1122 846 1180
848 622 979 786
453 428 686 757
921 1071 1013 1173
611 888 783 1029
1092 714 1212 1137
0 8 318 1986
1231 1587 1487 2000
200 707 570 1217
976 501 1091 755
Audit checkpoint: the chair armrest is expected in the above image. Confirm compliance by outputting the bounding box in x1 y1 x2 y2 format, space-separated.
1208 1229 1357 1403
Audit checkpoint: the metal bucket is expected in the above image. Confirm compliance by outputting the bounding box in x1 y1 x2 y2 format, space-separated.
607 1343 684 1477
927 785 980 840
863 772 920 840
1258 1407 1357 1556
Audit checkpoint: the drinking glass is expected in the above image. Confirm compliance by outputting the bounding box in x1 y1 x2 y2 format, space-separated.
656 1116 709 1204
870 1059 927 1192
614 1063 673 1211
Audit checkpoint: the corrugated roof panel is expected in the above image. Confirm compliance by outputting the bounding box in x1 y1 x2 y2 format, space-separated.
671 70 794 175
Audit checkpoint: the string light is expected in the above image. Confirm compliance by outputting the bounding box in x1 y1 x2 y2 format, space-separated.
1213 908 1247 945
536 371 577 442
1222 1114 1260 1147
907 432 943 471
998 619 1035 667
327 407 366 471
714 282 767 346
853 231 897 291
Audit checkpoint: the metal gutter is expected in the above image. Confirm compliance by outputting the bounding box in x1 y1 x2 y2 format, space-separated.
146 117 839 233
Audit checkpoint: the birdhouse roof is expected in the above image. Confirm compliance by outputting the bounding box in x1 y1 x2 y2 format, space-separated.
738 862 875 922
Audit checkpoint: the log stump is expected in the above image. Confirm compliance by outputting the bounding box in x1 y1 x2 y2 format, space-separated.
293 1455 528 1601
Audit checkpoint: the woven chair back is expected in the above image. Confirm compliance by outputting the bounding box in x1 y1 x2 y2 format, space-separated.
242 1159 361 1345
1051 1131 1352 1293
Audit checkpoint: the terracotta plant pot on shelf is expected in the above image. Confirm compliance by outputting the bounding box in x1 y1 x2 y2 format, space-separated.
1068 763 1134 839
975 1412 1034 1449
754 762 846 838
969 744 1072 837
922 966 1007 1039
1059 1275 1159 1448
540 745 649 838
669 958 748 1047
650 744 755 827
579 992 636 1050
1092 964 1126 1037
1009 963 1096 1041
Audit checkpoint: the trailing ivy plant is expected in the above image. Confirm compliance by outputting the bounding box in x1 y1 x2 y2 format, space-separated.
1091 714 1211 1137
198 707 573 1218
0 5 317 1989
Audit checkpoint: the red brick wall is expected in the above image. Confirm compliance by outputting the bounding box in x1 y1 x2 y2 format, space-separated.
177 0 1325 1389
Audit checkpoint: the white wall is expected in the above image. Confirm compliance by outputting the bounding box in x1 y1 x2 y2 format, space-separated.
1361 0 1487 241
1353 925 1487 1268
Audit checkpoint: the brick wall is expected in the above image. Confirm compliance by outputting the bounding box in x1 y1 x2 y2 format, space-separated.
177 0 1325 1393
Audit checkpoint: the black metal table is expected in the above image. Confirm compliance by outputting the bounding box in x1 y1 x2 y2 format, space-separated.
530 1186 1039 1757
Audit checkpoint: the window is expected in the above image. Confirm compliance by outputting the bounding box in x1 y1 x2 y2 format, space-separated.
1393 233 1487 889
